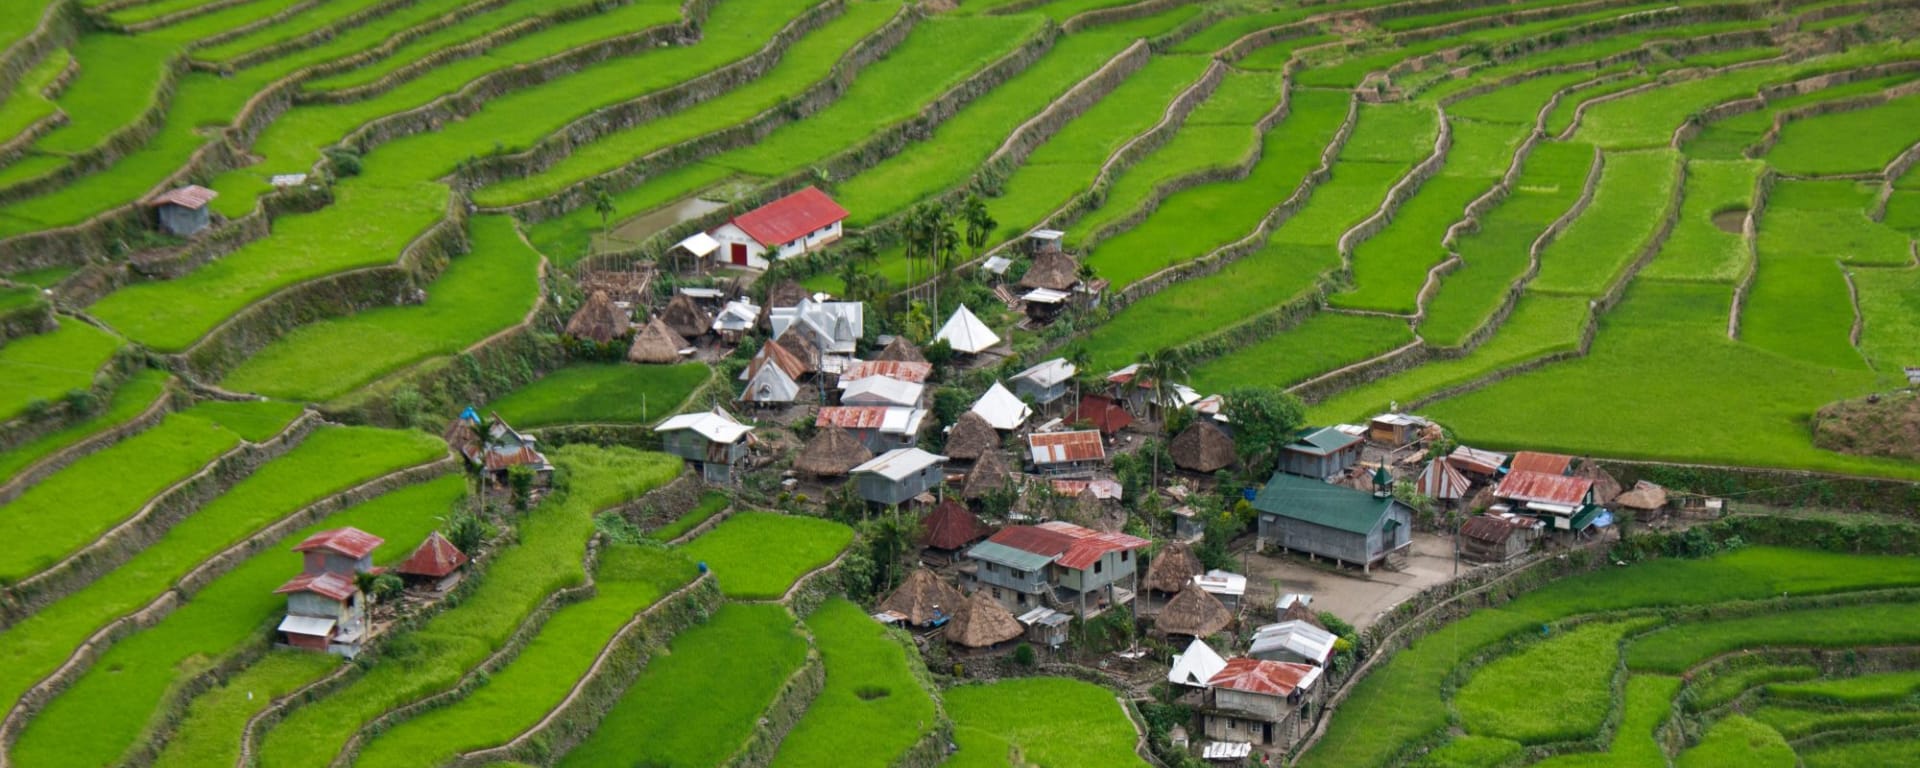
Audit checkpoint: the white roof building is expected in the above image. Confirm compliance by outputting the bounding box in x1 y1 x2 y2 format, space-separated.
935 304 1000 354
1168 637 1228 688
712 299 760 335
970 381 1031 431
676 232 720 259
656 408 753 444
1192 569 1247 601
841 376 925 408
850 447 947 481
771 298 864 355
1013 358 1076 389
1249 620 1339 667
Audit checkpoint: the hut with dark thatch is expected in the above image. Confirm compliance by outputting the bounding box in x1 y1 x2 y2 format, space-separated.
1018 250 1081 292
961 448 1013 500
921 498 994 554
1144 542 1202 604
879 568 964 628
774 326 821 375
1614 481 1669 512
1575 459 1623 505
875 335 926 364
565 291 631 344
1280 598 1325 630
627 317 690 364
793 424 872 478
758 279 809 329
944 411 1001 462
950 590 1024 649
660 293 712 340
1171 419 1237 474
1155 584 1233 639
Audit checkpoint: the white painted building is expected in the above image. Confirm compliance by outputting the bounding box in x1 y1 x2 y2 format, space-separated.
709 186 849 270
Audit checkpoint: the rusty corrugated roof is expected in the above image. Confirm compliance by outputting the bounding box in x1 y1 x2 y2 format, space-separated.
1207 657 1320 696
1028 430 1105 465
816 406 890 429
1510 450 1574 475
292 528 384 558
1495 470 1592 506
841 360 931 384
275 571 356 601
396 532 468 578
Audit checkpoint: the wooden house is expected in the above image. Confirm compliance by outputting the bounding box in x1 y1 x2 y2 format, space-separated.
963 521 1148 617
1367 413 1431 445
949 590 1024 650
1493 470 1599 532
1202 658 1325 750
1155 585 1233 640
1010 357 1076 408
942 410 1001 462
849 447 947 506
816 406 928 454
277 527 383 655
1459 515 1530 562
1027 430 1106 476
628 317 691 365
657 408 754 483
1277 427 1363 479
877 568 963 629
1253 473 1413 573
445 411 554 487
293 528 383 577
708 186 847 269
395 531 469 588
148 185 217 236
960 448 1014 501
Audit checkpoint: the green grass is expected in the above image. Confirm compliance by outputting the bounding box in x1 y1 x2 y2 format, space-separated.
1803 737 1920 767
649 491 730 542
1447 71 1601 126
0 319 119 420
0 48 69 148
220 215 543 401
192 0 399 63
0 425 440 731
1767 670 1920 705
351 544 698 768
0 367 169 479
526 163 733 265
944 677 1149 768
1690 664 1818 711
150 652 340 768
256 446 682 768
1676 715 1793 768
1531 675 1683 768
486 362 710 427
10 34 171 160
1751 703 1920 739
1687 73 1918 160
1190 312 1414 393
8 477 464 768
298 0 623 92
680 512 852 599
1745 180 1909 370
1642 159 1760 282
770 598 938 768
1852 263 1920 372
1629 601 1920 674
1765 91 1920 175
1420 140 1595 347
471 0 902 207
1334 174 1493 314
1530 150 1680 296
1456 620 1646 744
1412 735 1524 768
555 602 809 768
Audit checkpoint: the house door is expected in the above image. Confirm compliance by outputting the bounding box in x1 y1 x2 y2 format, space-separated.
730 243 748 265
1263 722 1273 744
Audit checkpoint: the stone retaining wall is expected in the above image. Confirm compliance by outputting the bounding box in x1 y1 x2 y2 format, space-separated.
0 376 176 509
1727 168 1774 339
720 649 826 768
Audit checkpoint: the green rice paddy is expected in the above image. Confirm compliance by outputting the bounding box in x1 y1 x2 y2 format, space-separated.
681 512 853 599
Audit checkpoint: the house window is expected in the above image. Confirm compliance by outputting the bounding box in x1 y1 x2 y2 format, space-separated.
1017 593 1028 606
1094 560 1103 574
992 588 1002 599
1120 550 1130 562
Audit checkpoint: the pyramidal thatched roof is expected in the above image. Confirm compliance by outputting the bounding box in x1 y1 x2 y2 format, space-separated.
875 335 926 363
566 291 631 344
627 317 690 364
1614 480 1669 511
950 590 1023 648
922 498 994 550
961 449 1013 500
880 568 964 627
1171 419 1236 473
1018 249 1080 292
793 423 872 477
1155 585 1233 639
660 293 712 339
1144 541 1202 595
944 411 1001 461
1281 599 1325 629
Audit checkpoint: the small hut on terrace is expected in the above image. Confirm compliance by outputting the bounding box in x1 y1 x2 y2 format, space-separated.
627 318 690 364
1155 584 1233 640
879 568 964 628
566 291 631 343
443 415 480 458
961 449 1014 500
1279 598 1324 629
944 411 1001 462
1614 481 1669 513
950 590 1024 649
1171 419 1237 474
1018 249 1080 292
875 335 927 363
660 293 713 339
921 498 994 555
1144 541 1202 606
774 326 821 375
793 424 871 478
1574 459 1623 505
395 532 469 585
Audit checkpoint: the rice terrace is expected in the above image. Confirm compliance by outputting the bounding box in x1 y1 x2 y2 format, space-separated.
5 0 1920 764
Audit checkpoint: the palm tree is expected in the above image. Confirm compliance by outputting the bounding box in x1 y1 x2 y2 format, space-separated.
592 185 615 239
1135 347 1189 488
1066 347 1093 413
932 210 960 318
962 194 996 258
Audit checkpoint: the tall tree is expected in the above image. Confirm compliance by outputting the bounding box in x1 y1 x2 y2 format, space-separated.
933 209 960 318
962 194 996 257
1135 347 1189 488
1223 387 1307 471
592 185 615 239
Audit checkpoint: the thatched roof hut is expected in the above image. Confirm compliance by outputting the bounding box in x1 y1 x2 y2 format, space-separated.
566 291 631 343
922 498 993 551
1614 481 1669 511
660 293 712 339
944 411 1000 461
1575 459 1623 505
875 335 926 363
1171 419 1236 473
627 317 690 364
758 279 809 329
1280 599 1325 629
1144 541 1202 595
774 327 820 374
961 449 1013 500
1018 249 1080 292
879 568 963 627
950 590 1023 649
1155 585 1232 639
793 424 871 477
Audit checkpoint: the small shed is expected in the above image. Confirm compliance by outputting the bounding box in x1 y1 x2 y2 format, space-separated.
971 381 1031 431
943 411 1001 462
1614 481 1670 513
1253 473 1414 573
1459 515 1529 563
656 408 754 483
1011 357 1076 407
566 291 631 344
1510 450 1574 476
1171 419 1236 474
148 185 218 236
1017 606 1071 648
1156 586 1234 640
850 448 948 506
1367 413 1430 445
1416 459 1471 503
1447 446 1509 478
627 317 691 364
935 304 1000 355
1027 430 1106 475
1169 636 1228 689
879 568 964 628
950 589 1024 649
1192 569 1247 610
1249 620 1337 667
394 531 468 583
793 424 872 478
1024 228 1065 255
1277 427 1363 479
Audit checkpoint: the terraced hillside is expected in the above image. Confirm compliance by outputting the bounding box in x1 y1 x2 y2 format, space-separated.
3 0 1920 765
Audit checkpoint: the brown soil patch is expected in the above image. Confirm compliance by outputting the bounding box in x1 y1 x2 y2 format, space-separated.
1712 208 1747 234
1811 391 1920 462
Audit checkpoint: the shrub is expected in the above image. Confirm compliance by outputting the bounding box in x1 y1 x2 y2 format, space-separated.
1014 643 1036 667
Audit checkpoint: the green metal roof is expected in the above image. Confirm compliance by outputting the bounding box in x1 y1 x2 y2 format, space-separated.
1252 473 1397 535
1287 427 1360 456
966 540 1055 571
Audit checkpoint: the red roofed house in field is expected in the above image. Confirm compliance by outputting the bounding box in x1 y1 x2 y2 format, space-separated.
963 521 1149 617
149 184 218 236
278 527 384 655
1509 450 1575 476
1203 657 1325 750
709 186 848 270
396 531 470 587
1495 470 1599 532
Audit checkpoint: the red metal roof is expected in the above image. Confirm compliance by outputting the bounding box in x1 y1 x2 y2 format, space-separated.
292 528 384 559
275 571 357 601
922 499 994 550
1073 395 1133 435
986 525 1078 557
841 360 932 384
1510 451 1574 475
1207 657 1318 696
1028 430 1106 465
396 531 469 578
817 406 890 429
1039 520 1150 570
730 187 847 246
1495 470 1593 507
148 184 217 209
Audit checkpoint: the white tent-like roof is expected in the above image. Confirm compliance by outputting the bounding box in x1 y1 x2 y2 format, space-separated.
677 232 720 257
970 382 1031 431
850 447 947 482
657 408 752 444
1168 637 1227 688
935 304 1000 354
740 358 800 404
1013 358 1076 389
841 376 924 407
1250 620 1339 666
713 299 760 333
278 614 336 637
